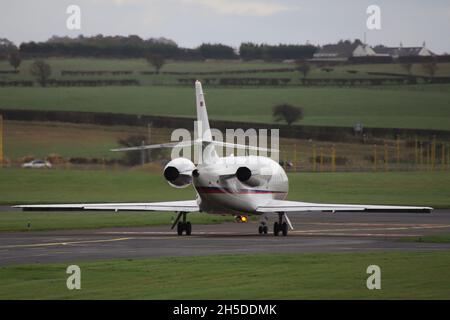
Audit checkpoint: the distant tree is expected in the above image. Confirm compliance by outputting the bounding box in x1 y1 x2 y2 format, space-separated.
422 61 438 80
0 38 17 59
146 53 165 74
296 60 311 78
401 62 413 76
273 104 304 126
30 60 52 87
198 43 237 60
8 51 21 71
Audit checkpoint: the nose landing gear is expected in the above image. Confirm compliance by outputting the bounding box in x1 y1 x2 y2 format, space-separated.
258 224 268 234
258 214 268 235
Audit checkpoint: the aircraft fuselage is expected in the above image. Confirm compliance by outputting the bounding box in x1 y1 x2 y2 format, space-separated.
193 155 288 215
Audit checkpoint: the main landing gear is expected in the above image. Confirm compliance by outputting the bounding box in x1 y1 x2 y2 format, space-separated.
273 212 288 236
172 212 192 236
258 213 288 236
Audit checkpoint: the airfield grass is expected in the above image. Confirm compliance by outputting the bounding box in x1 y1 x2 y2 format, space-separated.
1 85 450 130
400 234 450 243
0 168 449 231
0 211 232 232
0 252 449 299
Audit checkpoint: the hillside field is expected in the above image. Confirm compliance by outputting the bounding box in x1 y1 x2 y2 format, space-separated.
1 58 450 83
1 85 450 130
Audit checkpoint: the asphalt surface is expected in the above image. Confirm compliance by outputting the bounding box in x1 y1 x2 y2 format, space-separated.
1 210 450 266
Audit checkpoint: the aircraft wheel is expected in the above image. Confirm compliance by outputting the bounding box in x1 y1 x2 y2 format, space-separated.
186 222 192 235
177 222 184 236
263 226 268 234
281 222 288 236
258 226 263 234
273 222 279 236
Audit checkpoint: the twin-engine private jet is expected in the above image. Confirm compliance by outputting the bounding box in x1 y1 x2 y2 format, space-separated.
15 81 432 236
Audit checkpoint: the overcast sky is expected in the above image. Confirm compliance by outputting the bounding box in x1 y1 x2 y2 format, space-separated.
1 0 449 53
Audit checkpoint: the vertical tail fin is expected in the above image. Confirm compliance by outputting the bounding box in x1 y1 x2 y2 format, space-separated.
195 80 212 142
195 80 218 163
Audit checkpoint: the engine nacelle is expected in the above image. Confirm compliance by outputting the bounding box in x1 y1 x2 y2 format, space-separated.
163 158 196 188
236 166 261 187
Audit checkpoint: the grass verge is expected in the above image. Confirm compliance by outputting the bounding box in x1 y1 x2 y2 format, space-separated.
0 252 449 299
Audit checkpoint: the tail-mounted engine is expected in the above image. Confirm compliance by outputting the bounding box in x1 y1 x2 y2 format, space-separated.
236 166 261 187
163 158 196 188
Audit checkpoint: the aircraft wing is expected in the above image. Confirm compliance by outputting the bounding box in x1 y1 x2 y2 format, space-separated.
256 200 433 213
14 200 199 212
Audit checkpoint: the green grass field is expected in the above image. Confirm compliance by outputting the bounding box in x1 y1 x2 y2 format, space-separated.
0 169 448 231
400 234 450 243
1 85 450 130
1 58 450 130
2 58 450 83
1 252 449 299
2 169 448 207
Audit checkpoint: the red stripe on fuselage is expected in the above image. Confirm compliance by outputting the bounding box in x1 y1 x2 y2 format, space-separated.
195 186 285 194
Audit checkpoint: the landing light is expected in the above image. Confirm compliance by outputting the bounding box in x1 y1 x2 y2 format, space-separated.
235 215 248 223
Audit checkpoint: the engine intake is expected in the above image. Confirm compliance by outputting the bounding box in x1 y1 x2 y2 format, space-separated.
163 158 196 188
163 166 180 181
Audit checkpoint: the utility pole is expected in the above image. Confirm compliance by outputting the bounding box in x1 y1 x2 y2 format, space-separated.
319 147 323 172
373 144 377 172
141 140 146 165
294 143 297 171
431 135 436 171
384 142 388 172
0 114 3 165
312 145 316 172
414 136 418 167
147 122 152 162
331 145 336 172
419 142 423 169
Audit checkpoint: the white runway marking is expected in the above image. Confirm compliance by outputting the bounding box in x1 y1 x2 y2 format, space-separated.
96 224 450 237
0 237 132 249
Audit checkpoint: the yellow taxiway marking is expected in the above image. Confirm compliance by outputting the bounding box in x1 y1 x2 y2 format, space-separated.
0 237 132 249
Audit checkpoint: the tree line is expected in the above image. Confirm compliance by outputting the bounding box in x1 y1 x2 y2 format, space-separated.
0 35 317 61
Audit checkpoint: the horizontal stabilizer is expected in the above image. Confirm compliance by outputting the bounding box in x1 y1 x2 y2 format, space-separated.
111 140 278 153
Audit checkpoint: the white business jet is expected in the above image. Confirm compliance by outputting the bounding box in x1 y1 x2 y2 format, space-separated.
15 81 432 236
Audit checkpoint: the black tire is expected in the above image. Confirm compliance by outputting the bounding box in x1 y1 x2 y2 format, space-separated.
186 222 192 235
263 226 268 234
281 222 288 236
258 226 263 234
273 222 279 236
177 222 184 236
